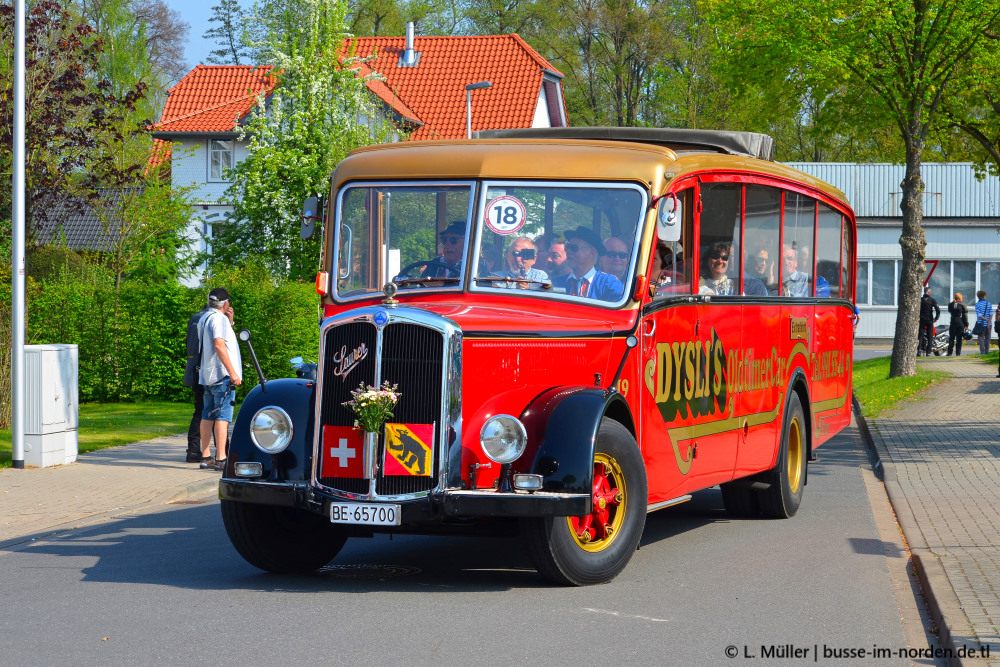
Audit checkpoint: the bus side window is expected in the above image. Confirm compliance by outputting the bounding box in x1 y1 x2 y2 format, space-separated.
652 188 693 296
698 183 741 296
744 185 781 296
816 204 842 297
781 193 815 297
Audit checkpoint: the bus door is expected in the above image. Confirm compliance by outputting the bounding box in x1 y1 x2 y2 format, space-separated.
810 204 851 444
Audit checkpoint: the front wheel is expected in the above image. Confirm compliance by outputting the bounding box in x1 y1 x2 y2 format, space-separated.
221 500 348 574
759 391 807 518
522 420 647 586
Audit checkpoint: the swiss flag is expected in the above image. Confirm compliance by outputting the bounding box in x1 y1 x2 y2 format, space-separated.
321 425 365 478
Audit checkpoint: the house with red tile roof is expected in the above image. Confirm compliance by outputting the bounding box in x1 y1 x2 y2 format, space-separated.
151 29 567 283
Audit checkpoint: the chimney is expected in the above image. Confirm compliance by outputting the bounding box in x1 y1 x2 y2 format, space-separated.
399 22 420 67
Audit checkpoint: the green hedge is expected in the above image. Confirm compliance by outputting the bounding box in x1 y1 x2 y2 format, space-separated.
16 260 320 406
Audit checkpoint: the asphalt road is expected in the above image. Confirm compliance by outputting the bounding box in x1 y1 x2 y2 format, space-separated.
0 425 934 666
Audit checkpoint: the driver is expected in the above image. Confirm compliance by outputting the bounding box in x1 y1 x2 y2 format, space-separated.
421 221 466 278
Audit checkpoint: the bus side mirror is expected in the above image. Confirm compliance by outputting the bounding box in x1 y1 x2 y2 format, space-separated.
300 196 319 240
656 193 681 243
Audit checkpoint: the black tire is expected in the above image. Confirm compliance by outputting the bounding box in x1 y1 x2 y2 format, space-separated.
719 483 760 518
521 420 647 586
759 391 807 518
221 500 348 574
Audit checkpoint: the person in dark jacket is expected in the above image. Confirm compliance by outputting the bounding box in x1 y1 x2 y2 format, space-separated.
947 292 969 356
918 287 940 356
183 289 232 463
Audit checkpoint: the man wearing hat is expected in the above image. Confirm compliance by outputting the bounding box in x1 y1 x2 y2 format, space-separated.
551 226 624 302
198 287 241 471
421 221 466 278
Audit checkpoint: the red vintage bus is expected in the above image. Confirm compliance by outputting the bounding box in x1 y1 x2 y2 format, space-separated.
219 128 856 585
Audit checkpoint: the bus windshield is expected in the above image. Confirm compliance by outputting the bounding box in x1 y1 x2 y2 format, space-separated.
334 183 475 299
332 180 646 305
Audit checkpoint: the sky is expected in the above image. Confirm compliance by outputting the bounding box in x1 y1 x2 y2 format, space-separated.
164 0 237 70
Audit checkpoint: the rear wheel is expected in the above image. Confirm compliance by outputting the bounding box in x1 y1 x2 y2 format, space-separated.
221 500 348 574
522 420 647 586
759 391 807 518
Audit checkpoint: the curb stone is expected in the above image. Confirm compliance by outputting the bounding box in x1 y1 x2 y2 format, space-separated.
851 395 984 666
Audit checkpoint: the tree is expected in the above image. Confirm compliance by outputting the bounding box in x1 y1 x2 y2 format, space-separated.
708 0 1000 377
205 0 251 65
213 0 397 279
1 0 149 251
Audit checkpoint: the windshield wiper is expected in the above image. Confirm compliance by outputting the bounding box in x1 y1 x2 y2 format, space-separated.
474 275 552 289
392 276 460 287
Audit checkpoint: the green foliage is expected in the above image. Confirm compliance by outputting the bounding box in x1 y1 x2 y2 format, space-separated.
213 0 398 280
205 0 251 65
207 260 321 393
852 356 948 418
26 245 87 282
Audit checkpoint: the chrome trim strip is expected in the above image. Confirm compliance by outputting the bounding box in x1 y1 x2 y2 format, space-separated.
646 495 692 513
310 305 462 502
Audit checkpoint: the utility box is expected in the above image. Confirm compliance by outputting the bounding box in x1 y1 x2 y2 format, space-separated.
24 344 79 468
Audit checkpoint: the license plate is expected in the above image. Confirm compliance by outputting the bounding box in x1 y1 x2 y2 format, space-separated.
330 502 401 526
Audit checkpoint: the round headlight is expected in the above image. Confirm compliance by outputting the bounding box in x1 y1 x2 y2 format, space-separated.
250 407 293 454
480 415 528 464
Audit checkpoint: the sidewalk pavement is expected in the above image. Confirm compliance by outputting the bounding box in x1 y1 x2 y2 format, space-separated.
0 434 218 549
858 355 1000 664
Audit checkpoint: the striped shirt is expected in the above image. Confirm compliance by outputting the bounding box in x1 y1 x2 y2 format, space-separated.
975 299 993 324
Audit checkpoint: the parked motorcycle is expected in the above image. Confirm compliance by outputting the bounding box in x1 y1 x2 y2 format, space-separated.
918 324 951 356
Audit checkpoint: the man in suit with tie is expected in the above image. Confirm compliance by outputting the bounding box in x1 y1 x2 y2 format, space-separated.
551 226 624 302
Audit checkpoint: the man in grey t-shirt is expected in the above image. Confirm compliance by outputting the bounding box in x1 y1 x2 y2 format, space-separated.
198 288 242 471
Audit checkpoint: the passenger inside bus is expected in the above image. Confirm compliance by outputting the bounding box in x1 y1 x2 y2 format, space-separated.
551 226 624 302
601 237 630 283
496 236 549 289
699 241 767 296
781 244 811 297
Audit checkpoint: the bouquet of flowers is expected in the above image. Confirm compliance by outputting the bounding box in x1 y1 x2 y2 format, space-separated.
342 381 400 433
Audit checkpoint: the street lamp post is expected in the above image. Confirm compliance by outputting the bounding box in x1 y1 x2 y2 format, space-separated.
465 81 492 139
11 0 26 468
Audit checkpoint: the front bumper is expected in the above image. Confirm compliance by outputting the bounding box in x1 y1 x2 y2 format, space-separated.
219 479 589 523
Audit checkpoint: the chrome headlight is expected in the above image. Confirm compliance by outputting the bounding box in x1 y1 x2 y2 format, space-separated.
250 407 293 454
480 415 528 464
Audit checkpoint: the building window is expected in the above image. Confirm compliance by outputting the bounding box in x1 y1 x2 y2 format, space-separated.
209 140 234 181
857 259 1000 306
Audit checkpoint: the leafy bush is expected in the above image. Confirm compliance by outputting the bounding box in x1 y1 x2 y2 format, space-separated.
2 256 321 414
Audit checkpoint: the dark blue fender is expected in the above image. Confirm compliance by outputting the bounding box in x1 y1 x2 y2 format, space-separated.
229 378 316 482
514 388 635 495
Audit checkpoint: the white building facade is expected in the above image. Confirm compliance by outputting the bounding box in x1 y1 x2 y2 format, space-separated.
790 163 1000 341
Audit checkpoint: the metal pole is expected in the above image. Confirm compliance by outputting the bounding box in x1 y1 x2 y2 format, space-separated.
464 81 492 140
11 0 26 468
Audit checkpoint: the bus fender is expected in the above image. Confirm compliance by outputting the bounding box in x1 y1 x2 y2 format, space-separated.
226 378 316 483
784 367 812 486
514 387 635 496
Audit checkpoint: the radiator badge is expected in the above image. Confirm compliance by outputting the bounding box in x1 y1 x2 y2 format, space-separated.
384 423 434 476
332 343 368 381
373 309 389 327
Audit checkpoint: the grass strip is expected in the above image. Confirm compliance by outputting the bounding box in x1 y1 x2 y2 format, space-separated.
0 401 194 469
852 356 949 419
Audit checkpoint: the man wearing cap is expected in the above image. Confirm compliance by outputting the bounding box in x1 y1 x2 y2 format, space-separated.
551 226 624 302
421 220 466 278
198 287 242 471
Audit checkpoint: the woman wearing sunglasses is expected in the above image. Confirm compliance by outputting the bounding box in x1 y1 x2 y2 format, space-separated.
601 237 631 283
699 241 736 295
